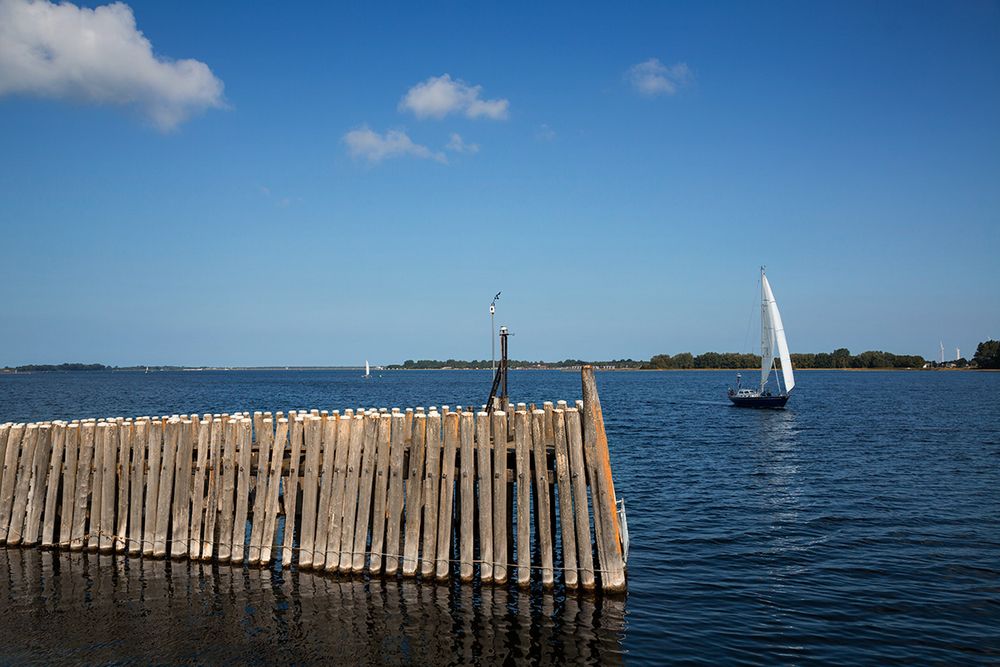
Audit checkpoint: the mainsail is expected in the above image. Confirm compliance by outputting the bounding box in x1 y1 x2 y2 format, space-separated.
762 274 795 393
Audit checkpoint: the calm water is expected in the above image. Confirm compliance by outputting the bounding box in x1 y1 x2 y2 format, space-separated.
1 369 998 664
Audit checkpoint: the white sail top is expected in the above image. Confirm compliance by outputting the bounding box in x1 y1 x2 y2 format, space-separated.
365 360 370 376
762 274 795 393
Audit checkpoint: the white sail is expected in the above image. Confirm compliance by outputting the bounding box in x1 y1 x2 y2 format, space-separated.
365 360 370 377
760 287 774 391
762 275 795 393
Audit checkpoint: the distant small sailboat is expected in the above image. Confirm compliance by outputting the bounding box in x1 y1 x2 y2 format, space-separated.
729 267 795 408
364 359 371 379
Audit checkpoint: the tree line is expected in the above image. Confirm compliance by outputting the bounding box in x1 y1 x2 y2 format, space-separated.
644 348 927 369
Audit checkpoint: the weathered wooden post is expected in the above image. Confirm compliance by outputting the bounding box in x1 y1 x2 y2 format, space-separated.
581 365 626 592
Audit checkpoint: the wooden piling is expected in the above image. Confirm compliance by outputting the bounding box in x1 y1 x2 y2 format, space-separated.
338 412 364 572
114 421 132 552
581 366 626 591
299 416 322 569
217 418 237 562
384 413 406 575
402 413 427 577
420 410 441 578
282 417 305 568
59 424 80 548
70 422 94 551
231 418 252 563
0 424 24 544
475 411 494 583
459 412 475 582
41 422 65 548
324 412 351 572
313 413 338 570
153 419 179 558
491 411 509 584
565 408 595 589
98 422 116 553
531 410 555 587
352 412 379 572
258 418 286 566
435 411 459 580
142 419 162 556
170 419 193 559
514 410 531 587
368 413 392 574
552 409 579 588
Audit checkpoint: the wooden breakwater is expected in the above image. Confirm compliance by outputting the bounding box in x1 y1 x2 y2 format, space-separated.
0 367 627 592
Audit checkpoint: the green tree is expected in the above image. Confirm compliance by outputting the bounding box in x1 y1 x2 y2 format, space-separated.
973 340 1000 369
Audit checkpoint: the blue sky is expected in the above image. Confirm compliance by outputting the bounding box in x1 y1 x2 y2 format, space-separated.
1 0 998 366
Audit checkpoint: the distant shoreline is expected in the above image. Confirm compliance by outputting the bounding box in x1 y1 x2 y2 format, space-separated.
2 366 991 374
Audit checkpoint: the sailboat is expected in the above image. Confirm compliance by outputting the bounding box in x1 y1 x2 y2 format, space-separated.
728 267 795 408
363 360 371 379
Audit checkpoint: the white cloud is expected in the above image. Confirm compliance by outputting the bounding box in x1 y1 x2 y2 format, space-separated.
626 58 692 96
399 74 509 120
343 126 446 164
445 132 478 154
535 123 556 142
0 0 225 130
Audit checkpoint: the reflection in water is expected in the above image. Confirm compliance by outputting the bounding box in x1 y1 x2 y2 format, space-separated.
0 548 626 665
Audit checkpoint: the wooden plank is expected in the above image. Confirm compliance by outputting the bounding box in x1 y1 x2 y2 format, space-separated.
188 418 210 558
96 422 116 553
298 416 323 569
383 412 406 575
514 410 531 587
259 418 286 566
324 411 352 571
313 413 338 570
170 419 193 559
70 422 94 551
351 412 379 572
59 424 80 548
0 423 24 544
531 410 555 587
6 424 36 545
114 421 132 552
367 413 392 574
552 409 579 588
581 367 625 591
0 424 9 518
20 424 52 546
491 411 508 584
281 417 304 567
142 419 163 556
401 413 426 577
435 411 459 580
420 410 441 578
475 411 493 583
458 412 475 582
201 418 223 560
41 423 67 547
338 413 364 572
248 417 273 565
153 419 179 558
216 418 237 562
565 408 595 589
231 418 252 563
127 420 147 555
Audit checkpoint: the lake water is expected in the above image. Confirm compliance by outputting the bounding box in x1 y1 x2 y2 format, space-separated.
1 369 998 664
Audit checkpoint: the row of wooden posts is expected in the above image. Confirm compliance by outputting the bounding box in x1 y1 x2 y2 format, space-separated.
0 368 627 591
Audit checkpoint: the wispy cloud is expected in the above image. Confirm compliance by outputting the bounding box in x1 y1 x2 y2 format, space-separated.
399 74 509 120
535 123 556 142
445 132 479 154
626 58 692 96
343 126 446 164
0 0 226 130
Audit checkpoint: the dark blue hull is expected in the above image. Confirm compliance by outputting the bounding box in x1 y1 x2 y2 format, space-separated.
728 394 789 409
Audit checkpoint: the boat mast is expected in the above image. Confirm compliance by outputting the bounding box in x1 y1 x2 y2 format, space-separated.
760 266 768 393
